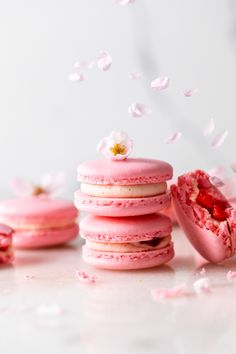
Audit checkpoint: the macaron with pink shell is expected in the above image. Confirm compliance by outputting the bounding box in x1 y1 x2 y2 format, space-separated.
0 224 14 264
0 197 79 249
171 170 236 263
80 213 174 270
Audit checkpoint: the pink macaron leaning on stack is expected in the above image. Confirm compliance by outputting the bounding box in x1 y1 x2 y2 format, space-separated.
0 224 14 264
171 170 236 263
80 213 174 270
75 158 172 217
0 197 79 249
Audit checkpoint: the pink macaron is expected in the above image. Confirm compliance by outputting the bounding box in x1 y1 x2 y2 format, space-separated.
0 197 79 249
75 158 173 217
80 213 174 270
0 224 14 264
171 170 236 263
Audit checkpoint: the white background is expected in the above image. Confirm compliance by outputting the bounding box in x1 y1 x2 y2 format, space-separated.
0 0 235 198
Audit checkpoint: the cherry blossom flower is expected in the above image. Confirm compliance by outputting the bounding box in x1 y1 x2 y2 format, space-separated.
97 51 112 71
10 172 65 198
76 271 97 284
203 118 215 136
97 131 133 160
151 76 169 91
165 132 182 144
128 103 152 118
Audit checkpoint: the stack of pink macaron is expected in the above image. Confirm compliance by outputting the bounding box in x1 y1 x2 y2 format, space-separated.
75 157 175 270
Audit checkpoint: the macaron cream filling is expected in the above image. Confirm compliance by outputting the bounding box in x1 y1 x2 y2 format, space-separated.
80 182 167 198
85 235 171 253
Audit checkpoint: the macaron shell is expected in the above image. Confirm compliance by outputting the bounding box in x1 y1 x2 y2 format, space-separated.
13 224 79 249
80 213 172 243
78 158 173 185
75 191 171 217
172 184 233 263
82 243 174 270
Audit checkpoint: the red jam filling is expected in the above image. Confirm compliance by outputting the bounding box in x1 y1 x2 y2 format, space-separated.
140 237 162 247
0 245 9 252
196 188 229 222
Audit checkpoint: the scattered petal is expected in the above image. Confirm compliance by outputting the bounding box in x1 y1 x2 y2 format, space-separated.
97 51 112 71
203 118 215 136
193 277 211 294
211 130 229 148
69 73 85 82
129 71 142 80
36 305 63 316
151 283 187 301
165 132 182 144
226 270 236 281
115 0 136 4
73 60 94 69
76 271 97 284
209 176 225 187
151 76 169 91
97 131 133 160
9 177 33 197
199 268 206 275
128 103 152 118
231 163 236 173
182 88 198 97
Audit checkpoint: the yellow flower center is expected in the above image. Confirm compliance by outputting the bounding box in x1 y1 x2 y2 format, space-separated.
32 185 45 196
110 143 126 156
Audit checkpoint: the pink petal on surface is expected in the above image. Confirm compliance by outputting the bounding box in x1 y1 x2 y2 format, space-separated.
128 103 152 118
151 283 187 301
231 163 236 173
193 277 211 294
68 73 85 82
129 71 142 80
151 76 169 91
73 60 94 69
211 130 229 148
209 176 225 187
97 51 112 71
9 177 33 197
165 132 182 144
226 270 236 281
203 118 215 136
76 271 97 284
115 0 136 4
182 88 198 97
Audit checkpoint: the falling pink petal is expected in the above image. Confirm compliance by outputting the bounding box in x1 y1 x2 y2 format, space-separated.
97 51 112 71
209 176 225 187
182 88 198 97
193 277 211 294
151 283 187 301
128 103 152 118
129 71 142 80
73 60 94 69
211 130 229 148
199 268 206 275
165 132 182 144
115 0 136 4
231 163 236 173
151 76 169 91
203 118 215 136
9 177 33 197
68 73 85 82
226 270 236 281
76 271 97 284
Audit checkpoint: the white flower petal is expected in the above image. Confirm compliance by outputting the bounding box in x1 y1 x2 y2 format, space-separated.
9 177 33 197
193 277 211 294
97 51 112 71
128 103 152 118
226 270 236 281
211 130 229 148
68 73 85 82
41 172 65 196
151 76 169 91
97 131 133 160
165 132 182 144
203 118 215 136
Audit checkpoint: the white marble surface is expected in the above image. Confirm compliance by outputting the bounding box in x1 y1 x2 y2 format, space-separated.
1 226 236 354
